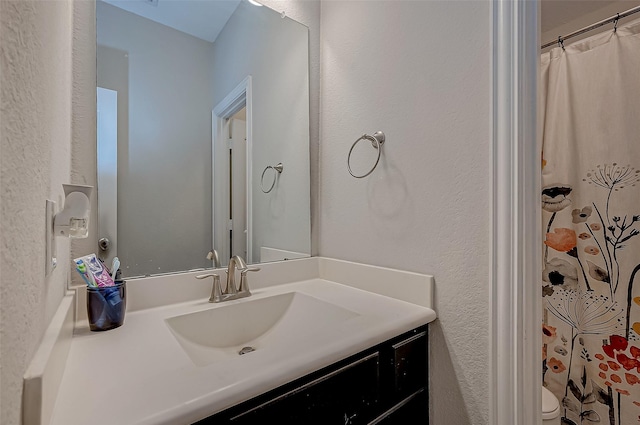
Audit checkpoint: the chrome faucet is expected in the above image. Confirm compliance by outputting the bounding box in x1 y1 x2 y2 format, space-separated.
196 255 259 303
225 255 247 295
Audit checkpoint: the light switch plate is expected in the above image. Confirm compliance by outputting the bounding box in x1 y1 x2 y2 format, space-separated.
45 200 57 277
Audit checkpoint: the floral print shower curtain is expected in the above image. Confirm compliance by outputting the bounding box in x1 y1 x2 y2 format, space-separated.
541 18 640 425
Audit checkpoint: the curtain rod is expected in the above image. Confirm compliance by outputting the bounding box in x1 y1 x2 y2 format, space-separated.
541 5 640 49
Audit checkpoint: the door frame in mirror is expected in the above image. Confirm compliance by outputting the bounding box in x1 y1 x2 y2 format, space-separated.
212 76 253 264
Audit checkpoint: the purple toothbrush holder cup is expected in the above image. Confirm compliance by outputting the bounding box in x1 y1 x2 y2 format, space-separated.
86 281 126 331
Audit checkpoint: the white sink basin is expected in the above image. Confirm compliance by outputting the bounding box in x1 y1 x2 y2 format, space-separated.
165 292 359 366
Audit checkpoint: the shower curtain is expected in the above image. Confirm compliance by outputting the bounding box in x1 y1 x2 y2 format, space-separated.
541 18 640 425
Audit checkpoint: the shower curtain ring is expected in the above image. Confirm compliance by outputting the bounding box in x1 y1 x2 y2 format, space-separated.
614 13 620 32
558 36 565 51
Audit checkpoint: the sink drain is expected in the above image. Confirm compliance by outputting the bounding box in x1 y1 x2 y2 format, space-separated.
238 346 256 355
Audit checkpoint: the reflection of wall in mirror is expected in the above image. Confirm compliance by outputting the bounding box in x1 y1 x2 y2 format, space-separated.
212 0 311 264
260 246 309 263
95 0 311 277
96 87 118 267
97 1 214 277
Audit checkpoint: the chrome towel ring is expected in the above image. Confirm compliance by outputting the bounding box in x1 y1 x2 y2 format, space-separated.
347 131 385 178
261 163 283 193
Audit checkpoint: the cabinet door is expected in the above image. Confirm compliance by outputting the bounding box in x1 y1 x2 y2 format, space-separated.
229 352 380 424
392 331 427 399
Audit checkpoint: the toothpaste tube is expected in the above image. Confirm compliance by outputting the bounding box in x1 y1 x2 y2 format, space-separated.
75 260 97 287
74 254 115 287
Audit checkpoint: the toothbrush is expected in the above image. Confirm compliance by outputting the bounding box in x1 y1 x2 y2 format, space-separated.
76 260 97 287
79 261 97 287
111 257 120 280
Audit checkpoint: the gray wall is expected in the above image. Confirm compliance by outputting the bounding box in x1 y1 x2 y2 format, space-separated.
318 2 492 424
97 2 214 276
212 0 311 262
0 1 74 424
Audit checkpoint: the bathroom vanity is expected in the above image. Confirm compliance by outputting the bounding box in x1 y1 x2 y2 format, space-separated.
24 258 436 425
199 326 428 424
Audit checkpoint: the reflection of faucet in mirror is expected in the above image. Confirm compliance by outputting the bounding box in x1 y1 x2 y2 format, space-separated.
207 250 221 268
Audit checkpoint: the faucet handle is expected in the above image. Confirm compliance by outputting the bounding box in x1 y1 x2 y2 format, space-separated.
241 267 260 275
238 267 260 294
196 273 222 303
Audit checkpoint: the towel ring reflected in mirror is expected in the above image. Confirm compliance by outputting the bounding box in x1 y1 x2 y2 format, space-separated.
261 163 283 193
347 131 386 178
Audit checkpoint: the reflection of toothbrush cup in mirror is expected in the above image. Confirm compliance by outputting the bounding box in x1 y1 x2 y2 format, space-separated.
74 254 126 331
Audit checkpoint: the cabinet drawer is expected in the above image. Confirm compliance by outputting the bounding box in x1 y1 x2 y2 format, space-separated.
229 352 380 424
370 389 428 425
392 331 427 397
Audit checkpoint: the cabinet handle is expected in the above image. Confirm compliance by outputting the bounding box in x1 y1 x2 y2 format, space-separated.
391 331 426 350
367 388 425 425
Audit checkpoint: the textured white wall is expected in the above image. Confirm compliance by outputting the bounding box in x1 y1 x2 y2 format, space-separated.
319 1 491 424
0 1 74 424
70 0 97 286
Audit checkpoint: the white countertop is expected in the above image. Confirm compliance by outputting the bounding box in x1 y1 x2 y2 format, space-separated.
49 278 436 425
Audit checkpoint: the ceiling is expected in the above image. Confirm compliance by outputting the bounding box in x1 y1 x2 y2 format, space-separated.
541 0 636 33
101 0 242 43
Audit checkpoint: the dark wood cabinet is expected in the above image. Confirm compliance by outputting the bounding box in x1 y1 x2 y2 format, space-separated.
195 326 428 425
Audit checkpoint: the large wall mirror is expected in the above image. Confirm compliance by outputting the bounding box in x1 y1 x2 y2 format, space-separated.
96 0 311 278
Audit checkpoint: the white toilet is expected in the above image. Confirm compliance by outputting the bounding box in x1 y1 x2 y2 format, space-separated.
542 386 561 424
